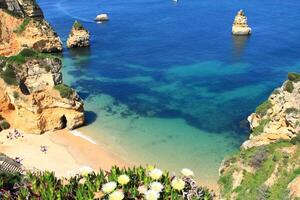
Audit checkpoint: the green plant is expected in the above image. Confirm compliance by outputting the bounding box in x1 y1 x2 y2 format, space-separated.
0 66 18 85
285 107 299 114
73 20 85 30
251 118 271 136
14 18 30 35
0 166 214 200
54 84 73 99
255 100 272 117
287 72 300 83
0 120 10 130
249 147 269 169
284 81 294 93
13 91 20 99
291 134 300 145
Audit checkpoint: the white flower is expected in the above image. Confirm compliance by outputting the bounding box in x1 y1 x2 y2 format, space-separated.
78 166 94 176
181 168 194 177
109 190 124 200
117 174 130 185
149 168 163 180
171 178 185 191
150 181 164 192
145 190 160 200
102 181 117 194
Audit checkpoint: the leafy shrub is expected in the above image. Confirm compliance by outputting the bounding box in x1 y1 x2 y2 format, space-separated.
290 134 300 145
249 147 269 169
0 67 18 85
14 18 30 35
257 184 270 200
284 81 294 93
255 100 272 117
0 166 214 200
6 54 26 64
54 84 73 99
285 107 299 114
0 120 10 130
287 72 300 83
0 172 22 190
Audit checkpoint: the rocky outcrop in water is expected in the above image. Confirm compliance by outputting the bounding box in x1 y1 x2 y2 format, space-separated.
0 49 85 134
67 21 90 48
232 10 252 35
218 73 300 200
95 13 109 22
0 0 62 56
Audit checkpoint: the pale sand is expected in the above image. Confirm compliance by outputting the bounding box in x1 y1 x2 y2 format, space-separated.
0 129 129 177
0 128 218 191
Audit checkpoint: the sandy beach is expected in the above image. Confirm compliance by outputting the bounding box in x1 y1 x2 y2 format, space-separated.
0 128 129 177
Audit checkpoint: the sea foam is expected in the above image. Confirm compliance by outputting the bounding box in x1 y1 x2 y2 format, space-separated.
70 130 97 145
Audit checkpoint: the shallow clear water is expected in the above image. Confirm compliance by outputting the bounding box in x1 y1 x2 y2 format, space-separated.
38 0 300 185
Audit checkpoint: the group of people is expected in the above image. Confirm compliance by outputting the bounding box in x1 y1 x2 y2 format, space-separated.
6 129 23 140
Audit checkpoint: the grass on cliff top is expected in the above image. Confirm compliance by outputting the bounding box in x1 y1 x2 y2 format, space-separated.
54 84 73 99
219 141 295 200
73 20 85 30
13 18 30 35
255 100 272 117
5 49 56 65
288 72 300 83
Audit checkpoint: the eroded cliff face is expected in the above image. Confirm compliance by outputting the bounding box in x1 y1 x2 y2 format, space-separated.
0 0 62 56
0 50 85 134
218 73 300 200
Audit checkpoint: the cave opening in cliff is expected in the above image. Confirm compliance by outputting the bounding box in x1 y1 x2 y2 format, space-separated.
60 115 67 129
19 81 30 95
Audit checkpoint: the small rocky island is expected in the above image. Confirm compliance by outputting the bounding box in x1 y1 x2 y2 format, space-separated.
232 10 252 35
95 13 109 22
67 21 90 48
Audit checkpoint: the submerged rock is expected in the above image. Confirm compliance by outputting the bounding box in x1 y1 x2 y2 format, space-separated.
67 21 90 48
232 10 252 35
95 13 109 22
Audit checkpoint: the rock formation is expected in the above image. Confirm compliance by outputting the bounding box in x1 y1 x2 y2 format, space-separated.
0 0 62 56
0 0 84 134
232 10 252 35
95 13 109 22
67 21 90 48
0 49 85 134
218 73 300 200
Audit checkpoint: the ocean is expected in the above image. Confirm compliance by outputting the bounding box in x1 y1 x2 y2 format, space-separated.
37 0 300 186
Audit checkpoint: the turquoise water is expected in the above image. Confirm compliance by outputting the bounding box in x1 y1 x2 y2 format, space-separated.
38 0 300 185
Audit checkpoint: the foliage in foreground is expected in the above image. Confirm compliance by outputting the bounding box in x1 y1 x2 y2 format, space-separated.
0 166 214 200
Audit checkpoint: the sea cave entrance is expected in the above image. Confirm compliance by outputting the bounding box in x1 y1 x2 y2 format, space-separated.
60 115 67 129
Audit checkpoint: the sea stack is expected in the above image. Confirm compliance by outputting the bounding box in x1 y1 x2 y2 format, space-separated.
232 10 252 35
95 13 109 22
67 21 90 48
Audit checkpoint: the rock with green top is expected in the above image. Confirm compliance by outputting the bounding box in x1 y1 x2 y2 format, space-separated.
67 21 90 48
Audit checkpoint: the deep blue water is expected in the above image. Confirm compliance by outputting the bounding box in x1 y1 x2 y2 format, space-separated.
38 0 300 185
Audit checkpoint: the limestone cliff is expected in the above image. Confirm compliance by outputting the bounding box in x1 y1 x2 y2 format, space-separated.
0 0 62 56
0 49 85 134
218 73 300 200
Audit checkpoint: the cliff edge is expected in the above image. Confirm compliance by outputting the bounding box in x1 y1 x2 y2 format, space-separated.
219 73 300 200
0 0 62 56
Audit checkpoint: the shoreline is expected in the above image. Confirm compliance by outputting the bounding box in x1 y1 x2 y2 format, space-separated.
0 127 219 191
0 128 129 178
